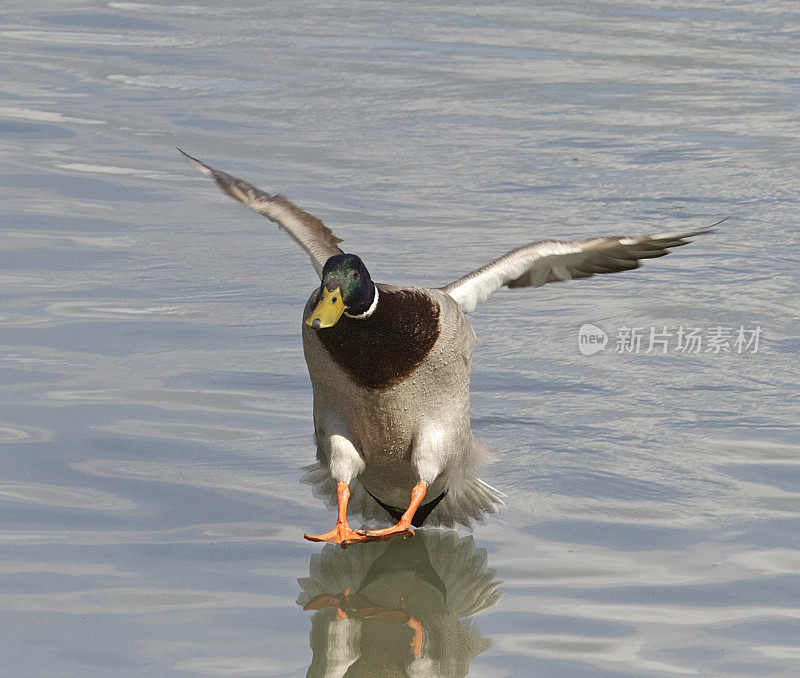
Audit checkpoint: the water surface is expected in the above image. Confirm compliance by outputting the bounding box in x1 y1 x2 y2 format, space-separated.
1 1 798 675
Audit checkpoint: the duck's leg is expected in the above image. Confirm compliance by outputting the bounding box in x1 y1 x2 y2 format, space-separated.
360 426 444 540
305 432 374 547
304 481 373 546
358 481 428 540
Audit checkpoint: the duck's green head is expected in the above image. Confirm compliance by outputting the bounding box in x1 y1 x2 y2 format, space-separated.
306 253 376 330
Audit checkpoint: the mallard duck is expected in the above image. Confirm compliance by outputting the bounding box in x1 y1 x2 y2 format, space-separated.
180 150 715 547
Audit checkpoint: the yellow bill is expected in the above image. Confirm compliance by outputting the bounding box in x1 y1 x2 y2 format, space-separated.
306 286 345 329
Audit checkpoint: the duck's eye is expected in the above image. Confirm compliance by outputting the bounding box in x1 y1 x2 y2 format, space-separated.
352 272 359 279
331 296 338 303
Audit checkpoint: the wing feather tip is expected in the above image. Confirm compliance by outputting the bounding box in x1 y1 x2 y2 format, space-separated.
177 148 215 177
653 216 727 242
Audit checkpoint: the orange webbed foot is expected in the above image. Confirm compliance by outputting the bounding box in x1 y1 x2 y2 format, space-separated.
407 617 424 657
304 523 376 547
356 524 415 541
355 481 427 542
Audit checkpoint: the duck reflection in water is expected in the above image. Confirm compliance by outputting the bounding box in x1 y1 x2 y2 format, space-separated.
297 530 501 677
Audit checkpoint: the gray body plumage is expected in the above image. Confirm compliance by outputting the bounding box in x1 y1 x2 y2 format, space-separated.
302 285 502 527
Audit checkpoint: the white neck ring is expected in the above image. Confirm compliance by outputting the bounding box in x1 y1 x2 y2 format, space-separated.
344 285 379 320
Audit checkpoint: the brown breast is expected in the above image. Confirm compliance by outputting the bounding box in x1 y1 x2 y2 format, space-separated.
316 287 440 390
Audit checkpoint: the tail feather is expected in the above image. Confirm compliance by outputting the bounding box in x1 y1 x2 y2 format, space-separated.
426 477 505 529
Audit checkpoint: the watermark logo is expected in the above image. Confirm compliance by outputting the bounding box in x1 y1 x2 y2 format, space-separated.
578 323 608 355
578 324 761 355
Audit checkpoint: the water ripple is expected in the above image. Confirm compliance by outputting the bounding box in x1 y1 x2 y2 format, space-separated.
0 482 138 511
0 587 285 614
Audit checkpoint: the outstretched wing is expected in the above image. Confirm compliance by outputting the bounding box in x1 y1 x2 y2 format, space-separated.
179 150 343 277
442 222 722 314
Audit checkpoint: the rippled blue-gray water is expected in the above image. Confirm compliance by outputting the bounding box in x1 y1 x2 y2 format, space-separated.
1 2 799 675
